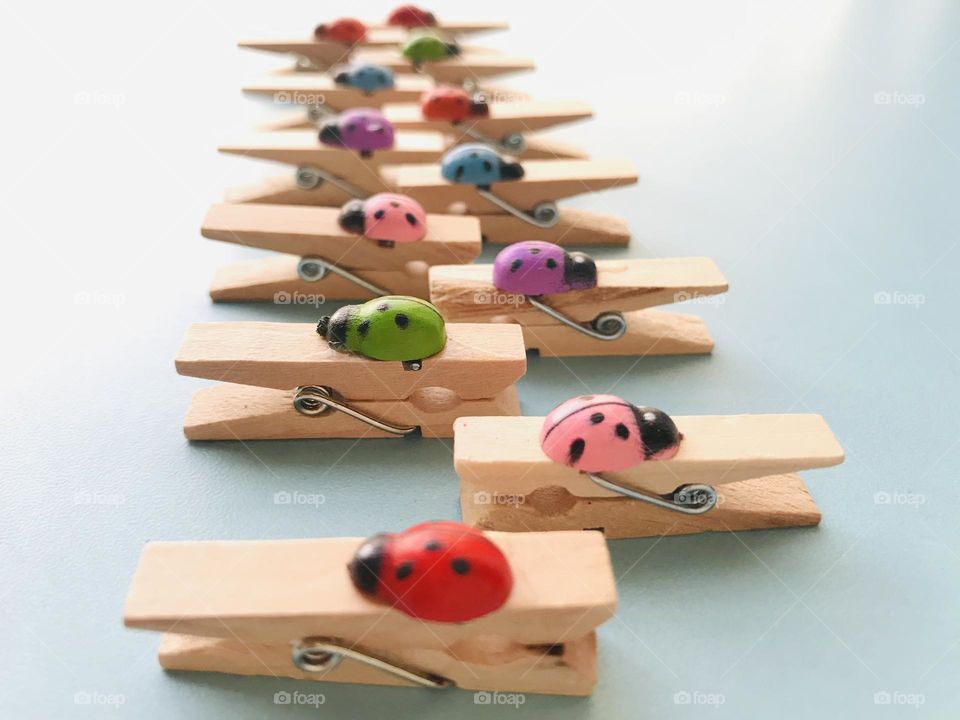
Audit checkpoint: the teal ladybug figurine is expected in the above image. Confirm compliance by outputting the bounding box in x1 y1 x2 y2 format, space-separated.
317 295 446 370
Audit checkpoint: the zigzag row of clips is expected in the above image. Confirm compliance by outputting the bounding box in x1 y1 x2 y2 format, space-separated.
126 5 848 701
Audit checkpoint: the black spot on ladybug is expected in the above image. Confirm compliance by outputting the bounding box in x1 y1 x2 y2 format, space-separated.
346 123 356 132
451 558 470 575
390 201 400 207
546 258 557 269
394 313 410 329
358 319 371 337
395 561 413 580
529 247 541 255
455 165 465 181
569 438 585 464
510 259 522 272
590 412 604 424
376 302 389 312
615 423 630 439
425 540 441 551
482 160 492 172
405 212 418 226
374 209 385 220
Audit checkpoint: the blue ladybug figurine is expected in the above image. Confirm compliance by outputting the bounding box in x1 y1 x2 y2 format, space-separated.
333 63 395 94
440 143 524 187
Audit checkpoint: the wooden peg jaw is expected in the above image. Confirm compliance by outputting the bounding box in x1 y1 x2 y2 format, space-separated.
202 203 481 301
429 258 727 356
243 73 433 111
353 49 535 82
382 99 594 136
175 322 527 439
455 414 845 538
381 158 639 213
123 530 614 695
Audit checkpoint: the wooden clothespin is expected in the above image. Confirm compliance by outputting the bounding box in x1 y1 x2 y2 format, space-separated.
430 247 728 356
381 151 638 246
354 48 535 84
175 314 526 439
244 72 434 113
455 403 845 539
124 526 615 695
202 200 481 302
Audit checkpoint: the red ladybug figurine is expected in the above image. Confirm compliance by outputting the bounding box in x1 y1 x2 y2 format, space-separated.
387 5 437 28
348 521 513 623
314 17 367 45
420 86 489 122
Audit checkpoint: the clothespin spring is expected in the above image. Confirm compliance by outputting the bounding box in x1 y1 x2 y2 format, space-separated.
293 386 418 435
293 637 452 689
526 297 627 341
587 473 718 514
296 257 390 296
296 166 370 199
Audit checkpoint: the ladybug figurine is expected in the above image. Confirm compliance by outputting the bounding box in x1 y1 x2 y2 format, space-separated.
333 64 395 94
317 295 445 369
348 521 513 623
402 32 460 65
314 17 367 45
440 143 524 187
338 193 428 246
420 86 489 122
540 395 684 473
493 241 597 296
318 108 394 157
387 5 437 28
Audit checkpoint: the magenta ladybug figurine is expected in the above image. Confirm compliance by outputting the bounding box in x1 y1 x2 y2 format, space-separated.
540 394 683 473
338 193 427 246
318 108 394 157
493 241 597 296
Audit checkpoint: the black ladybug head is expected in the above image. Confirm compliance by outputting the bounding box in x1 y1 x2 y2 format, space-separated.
313 24 328 40
317 307 351 349
338 199 367 235
348 533 388 596
445 41 461 57
564 251 597 289
318 117 344 146
469 94 490 117
498 159 524 181
631 406 682 458
333 69 351 85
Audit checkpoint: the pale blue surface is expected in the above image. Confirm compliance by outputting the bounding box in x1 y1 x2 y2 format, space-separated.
2 1 959 717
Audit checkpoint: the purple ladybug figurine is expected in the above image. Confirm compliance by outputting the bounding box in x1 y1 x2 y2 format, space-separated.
492 241 598 296
318 108 395 157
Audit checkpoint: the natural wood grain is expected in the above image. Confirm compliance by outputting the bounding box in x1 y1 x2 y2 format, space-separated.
454 414 845 497
157 631 598 695
479 207 629 245
430 258 728 323
209 255 430 301
383 100 593 135
175 322 526 399
461 474 823 539
382 158 638 213
225 173 363 205
353 49 535 82
202 203 481 268
124 532 615 646
183 384 520 439
219 130 445 174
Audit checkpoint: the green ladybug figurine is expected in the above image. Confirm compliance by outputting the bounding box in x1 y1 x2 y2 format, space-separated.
317 295 446 370
402 32 459 65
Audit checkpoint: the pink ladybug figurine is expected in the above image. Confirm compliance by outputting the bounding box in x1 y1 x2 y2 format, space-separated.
338 193 427 246
540 394 683 473
318 108 394 157
493 241 597 296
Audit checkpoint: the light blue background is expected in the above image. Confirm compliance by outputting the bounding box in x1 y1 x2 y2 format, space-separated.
2 1 958 717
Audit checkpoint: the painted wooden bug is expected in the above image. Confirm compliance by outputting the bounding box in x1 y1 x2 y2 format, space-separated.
440 143 524 187
333 63 395 94
314 17 367 45
420 86 489 122
402 32 460 65
388 5 437 28
348 520 513 623
338 193 428 246
493 241 597 296
318 108 394 157
317 295 445 369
